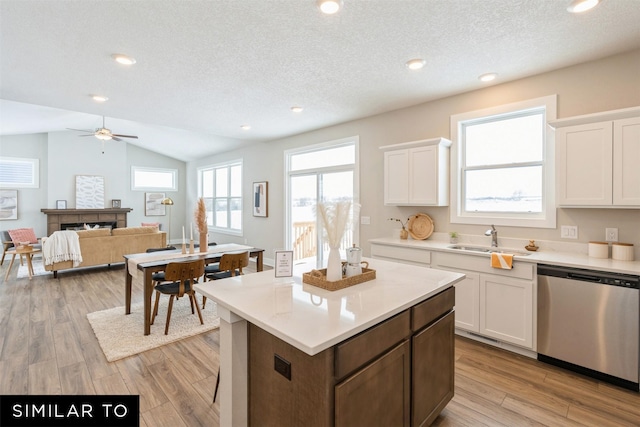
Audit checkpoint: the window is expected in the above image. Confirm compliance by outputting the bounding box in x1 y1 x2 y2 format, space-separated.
131 166 177 191
0 157 39 188
450 95 557 228
198 160 242 234
285 137 359 262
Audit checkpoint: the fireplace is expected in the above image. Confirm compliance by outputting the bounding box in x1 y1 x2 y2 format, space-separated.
61 221 118 231
41 208 132 236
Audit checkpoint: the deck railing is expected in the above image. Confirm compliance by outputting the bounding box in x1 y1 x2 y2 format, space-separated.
292 221 353 260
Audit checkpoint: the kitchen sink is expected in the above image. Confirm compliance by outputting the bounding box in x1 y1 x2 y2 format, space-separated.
448 244 531 256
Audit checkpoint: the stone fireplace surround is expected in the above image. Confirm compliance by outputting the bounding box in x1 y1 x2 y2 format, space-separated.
41 208 132 236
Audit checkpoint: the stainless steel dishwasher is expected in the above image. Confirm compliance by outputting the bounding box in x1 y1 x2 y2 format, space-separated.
537 264 639 391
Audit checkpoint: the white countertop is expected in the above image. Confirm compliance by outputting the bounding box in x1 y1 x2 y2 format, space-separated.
194 257 464 356
370 236 640 275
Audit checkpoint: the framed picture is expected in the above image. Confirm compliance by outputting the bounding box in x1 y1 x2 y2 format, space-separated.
76 175 105 208
56 200 67 209
111 199 121 208
0 189 18 220
253 181 268 217
145 192 166 216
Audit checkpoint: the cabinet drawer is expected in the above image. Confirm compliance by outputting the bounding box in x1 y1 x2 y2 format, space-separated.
435 252 534 280
335 310 411 379
411 287 455 332
371 244 431 265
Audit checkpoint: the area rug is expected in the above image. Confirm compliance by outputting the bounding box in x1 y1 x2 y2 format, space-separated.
87 299 219 362
16 256 49 278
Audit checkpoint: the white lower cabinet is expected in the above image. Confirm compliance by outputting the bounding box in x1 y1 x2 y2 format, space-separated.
433 252 536 351
479 274 533 349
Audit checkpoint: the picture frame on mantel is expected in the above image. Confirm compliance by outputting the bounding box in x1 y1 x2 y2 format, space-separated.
111 199 121 208
253 181 268 217
56 200 67 209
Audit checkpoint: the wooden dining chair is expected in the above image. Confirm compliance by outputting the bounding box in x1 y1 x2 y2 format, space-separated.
202 251 249 309
151 259 205 335
146 246 177 287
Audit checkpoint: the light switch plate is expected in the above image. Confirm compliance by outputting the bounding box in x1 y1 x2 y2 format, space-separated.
605 228 618 242
561 225 578 239
361 216 370 225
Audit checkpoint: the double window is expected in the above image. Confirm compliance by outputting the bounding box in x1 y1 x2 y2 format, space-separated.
198 160 243 234
450 95 557 228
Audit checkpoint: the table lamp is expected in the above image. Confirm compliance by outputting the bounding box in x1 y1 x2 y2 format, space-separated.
161 197 174 247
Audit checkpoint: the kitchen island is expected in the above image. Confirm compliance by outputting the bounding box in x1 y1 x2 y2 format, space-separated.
195 257 465 427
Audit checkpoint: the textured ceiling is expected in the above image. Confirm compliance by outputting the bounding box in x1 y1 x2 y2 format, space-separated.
1 0 640 161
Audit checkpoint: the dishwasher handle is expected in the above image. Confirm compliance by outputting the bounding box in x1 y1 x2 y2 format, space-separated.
567 272 603 283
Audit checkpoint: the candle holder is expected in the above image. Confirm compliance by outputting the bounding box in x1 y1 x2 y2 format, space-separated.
181 243 187 254
189 239 195 254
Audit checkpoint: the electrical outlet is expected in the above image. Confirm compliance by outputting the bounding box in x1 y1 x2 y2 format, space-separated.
361 216 371 225
561 225 578 239
605 228 618 242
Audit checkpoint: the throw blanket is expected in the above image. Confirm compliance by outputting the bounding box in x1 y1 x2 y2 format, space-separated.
43 230 83 267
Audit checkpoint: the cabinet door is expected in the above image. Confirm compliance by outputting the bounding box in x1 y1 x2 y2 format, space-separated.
408 145 438 204
412 311 454 427
556 122 613 205
384 149 409 205
613 117 640 205
479 274 534 349
453 272 480 333
335 340 410 427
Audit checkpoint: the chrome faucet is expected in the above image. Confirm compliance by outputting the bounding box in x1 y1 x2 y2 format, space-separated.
485 225 498 247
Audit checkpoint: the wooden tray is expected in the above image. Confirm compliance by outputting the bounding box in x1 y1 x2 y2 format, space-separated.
408 213 434 240
303 268 376 291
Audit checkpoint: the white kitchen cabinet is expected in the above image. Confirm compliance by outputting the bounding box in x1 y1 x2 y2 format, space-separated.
480 274 533 349
433 252 536 351
370 240 432 267
551 107 640 207
380 137 451 206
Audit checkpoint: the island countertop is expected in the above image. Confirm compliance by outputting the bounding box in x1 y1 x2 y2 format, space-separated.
195 257 465 356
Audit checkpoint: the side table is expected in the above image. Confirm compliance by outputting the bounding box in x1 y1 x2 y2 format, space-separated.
4 247 42 281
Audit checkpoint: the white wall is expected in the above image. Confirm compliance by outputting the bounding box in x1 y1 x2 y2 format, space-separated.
188 49 640 260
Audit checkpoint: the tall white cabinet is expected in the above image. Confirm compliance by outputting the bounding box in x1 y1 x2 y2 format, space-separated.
551 107 640 207
380 137 451 206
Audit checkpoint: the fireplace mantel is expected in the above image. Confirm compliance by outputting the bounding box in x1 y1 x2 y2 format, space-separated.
41 208 132 235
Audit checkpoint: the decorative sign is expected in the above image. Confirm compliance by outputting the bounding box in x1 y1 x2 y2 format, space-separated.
274 250 293 277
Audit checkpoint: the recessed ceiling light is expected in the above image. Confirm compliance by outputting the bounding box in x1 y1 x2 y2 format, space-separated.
317 0 343 15
405 59 426 70
92 95 109 102
240 125 251 130
111 53 136 65
479 73 498 82
567 0 601 13
291 106 304 113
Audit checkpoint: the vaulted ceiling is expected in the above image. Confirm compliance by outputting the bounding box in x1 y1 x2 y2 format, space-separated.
2 0 639 161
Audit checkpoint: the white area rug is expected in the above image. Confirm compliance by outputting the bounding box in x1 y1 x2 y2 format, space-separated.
16 256 49 278
87 299 219 362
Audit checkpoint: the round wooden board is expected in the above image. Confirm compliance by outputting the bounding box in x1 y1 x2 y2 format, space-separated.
407 213 434 240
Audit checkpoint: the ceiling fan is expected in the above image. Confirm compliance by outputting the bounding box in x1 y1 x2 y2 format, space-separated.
67 116 138 142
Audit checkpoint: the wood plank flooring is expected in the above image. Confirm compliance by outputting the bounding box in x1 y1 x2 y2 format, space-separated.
1 261 638 426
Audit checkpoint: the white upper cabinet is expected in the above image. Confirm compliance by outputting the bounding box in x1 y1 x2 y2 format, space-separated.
380 137 451 206
550 107 640 207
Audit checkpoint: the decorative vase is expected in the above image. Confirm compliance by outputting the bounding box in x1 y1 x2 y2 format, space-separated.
199 233 208 253
326 246 342 281
400 228 409 240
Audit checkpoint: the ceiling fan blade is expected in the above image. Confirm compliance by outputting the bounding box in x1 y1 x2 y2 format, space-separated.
111 134 138 139
78 134 96 137
112 136 123 142
66 128 94 133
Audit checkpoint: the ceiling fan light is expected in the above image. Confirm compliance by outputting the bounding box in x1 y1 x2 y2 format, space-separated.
95 133 112 141
567 0 601 13
111 53 136 65
317 0 342 15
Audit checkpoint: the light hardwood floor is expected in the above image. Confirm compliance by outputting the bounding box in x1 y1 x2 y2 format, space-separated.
1 260 638 426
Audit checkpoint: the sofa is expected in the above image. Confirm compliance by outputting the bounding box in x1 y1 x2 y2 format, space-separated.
44 226 166 277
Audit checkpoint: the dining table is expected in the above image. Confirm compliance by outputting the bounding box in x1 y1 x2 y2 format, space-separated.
123 243 264 335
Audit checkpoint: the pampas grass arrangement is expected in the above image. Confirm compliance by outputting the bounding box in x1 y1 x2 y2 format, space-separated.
317 200 351 281
194 198 208 251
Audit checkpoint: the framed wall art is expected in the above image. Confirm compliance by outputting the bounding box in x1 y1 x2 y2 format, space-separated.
56 200 67 209
0 189 18 220
145 192 166 216
76 175 105 208
253 181 268 217
111 199 121 208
